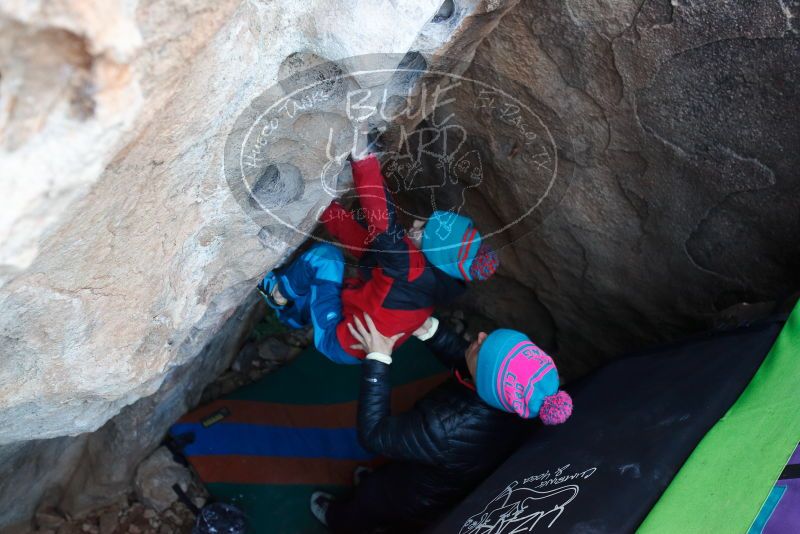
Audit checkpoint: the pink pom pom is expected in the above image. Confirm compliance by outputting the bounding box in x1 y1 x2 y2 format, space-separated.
539 391 573 425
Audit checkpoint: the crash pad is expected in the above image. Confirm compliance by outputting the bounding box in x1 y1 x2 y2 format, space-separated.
747 443 800 534
170 337 447 533
432 316 786 533
639 300 800 533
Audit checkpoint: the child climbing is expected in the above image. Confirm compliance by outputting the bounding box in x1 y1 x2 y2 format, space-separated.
309 314 573 532
258 152 499 364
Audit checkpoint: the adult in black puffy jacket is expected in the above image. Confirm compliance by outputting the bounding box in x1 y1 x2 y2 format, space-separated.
309 314 574 533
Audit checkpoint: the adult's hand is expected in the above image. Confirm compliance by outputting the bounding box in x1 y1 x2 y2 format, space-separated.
412 316 439 341
413 317 433 338
348 313 403 357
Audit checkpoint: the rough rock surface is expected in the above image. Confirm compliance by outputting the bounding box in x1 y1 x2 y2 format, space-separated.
427 0 799 378
0 0 443 449
0 291 262 533
0 0 518 530
133 447 192 513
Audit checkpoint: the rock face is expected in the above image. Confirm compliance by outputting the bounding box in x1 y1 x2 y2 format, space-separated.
0 0 441 449
418 0 799 378
0 0 518 529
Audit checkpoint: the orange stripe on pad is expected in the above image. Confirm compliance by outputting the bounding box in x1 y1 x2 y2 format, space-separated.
191 455 388 485
180 373 449 429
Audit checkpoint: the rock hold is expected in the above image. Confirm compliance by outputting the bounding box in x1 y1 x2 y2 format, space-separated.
133 447 192 514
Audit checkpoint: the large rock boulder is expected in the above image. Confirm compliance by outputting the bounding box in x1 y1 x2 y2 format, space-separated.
418 0 799 378
0 0 518 529
0 0 441 448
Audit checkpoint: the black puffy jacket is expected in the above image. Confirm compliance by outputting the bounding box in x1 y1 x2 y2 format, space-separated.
356 324 531 521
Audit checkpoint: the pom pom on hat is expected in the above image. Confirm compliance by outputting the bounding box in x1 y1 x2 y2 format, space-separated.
538 390 573 425
476 329 569 421
468 242 499 281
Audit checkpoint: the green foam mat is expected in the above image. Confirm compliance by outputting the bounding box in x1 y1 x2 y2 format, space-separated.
639 301 800 533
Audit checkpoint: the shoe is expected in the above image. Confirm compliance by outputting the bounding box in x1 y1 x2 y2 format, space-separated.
310 491 333 527
350 127 386 161
271 284 288 306
366 127 385 154
353 466 372 487
258 273 288 310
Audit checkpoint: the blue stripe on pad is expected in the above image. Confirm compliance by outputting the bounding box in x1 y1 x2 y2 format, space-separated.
171 422 371 460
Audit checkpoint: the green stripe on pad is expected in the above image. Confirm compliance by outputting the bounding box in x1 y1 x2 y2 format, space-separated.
639 300 800 533
207 482 342 534
227 337 445 404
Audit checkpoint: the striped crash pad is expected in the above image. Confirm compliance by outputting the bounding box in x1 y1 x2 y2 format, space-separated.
170 337 447 533
749 443 800 533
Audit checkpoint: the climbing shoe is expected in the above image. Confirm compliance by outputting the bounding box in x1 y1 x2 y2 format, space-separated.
257 273 288 309
310 491 334 527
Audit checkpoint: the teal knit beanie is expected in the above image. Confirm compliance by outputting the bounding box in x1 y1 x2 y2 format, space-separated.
422 211 485 281
476 329 573 424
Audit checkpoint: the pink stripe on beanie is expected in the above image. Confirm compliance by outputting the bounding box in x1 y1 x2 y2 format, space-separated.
476 329 573 424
